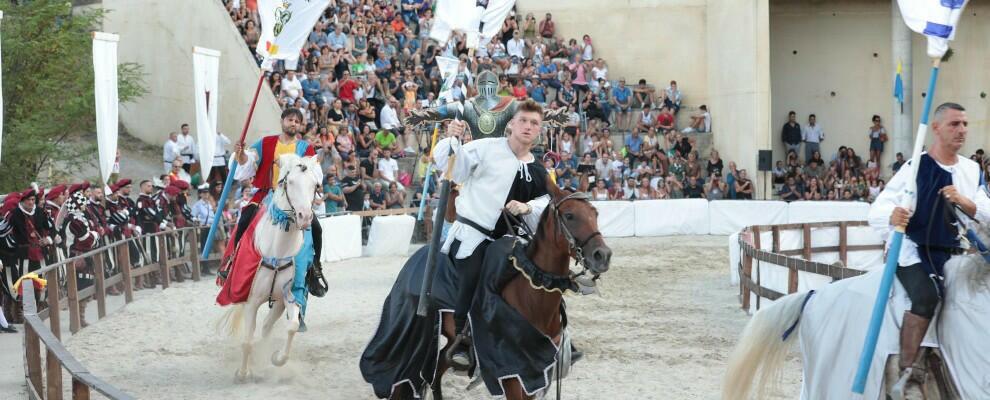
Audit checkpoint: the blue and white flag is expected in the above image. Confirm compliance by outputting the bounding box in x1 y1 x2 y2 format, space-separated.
897 0 969 58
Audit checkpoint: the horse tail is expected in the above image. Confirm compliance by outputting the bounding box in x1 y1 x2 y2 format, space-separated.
214 303 246 340
722 291 814 400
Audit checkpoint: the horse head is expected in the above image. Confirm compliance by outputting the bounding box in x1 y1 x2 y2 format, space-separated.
274 153 323 230
539 181 612 276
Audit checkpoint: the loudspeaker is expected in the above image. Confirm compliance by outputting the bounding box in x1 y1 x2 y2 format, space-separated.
757 150 773 171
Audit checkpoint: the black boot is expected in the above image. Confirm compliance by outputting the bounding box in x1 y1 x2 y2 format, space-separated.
890 312 932 400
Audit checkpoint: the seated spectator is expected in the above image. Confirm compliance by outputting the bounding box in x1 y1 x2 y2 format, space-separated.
663 80 682 114
386 182 406 209
892 152 906 173
369 182 387 210
706 150 724 177
590 179 609 200
684 174 704 199
302 70 323 106
633 79 655 109
772 160 787 185
803 177 823 201
705 174 727 200
341 165 366 212
380 98 402 132
624 129 643 163
637 107 656 132
611 79 633 130
539 13 555 39
665 175 685 199
803 159 825 182
685 152 702 179
378 148 402 190
282 70 305 105
528 76 547 103
779 176 803 202
323 173 346 214
635 176 654 200
656 106 675 135
684 105 710 133
375 128 399 153
735 170 754 200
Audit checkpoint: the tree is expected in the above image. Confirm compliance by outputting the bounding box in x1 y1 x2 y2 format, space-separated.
0 0 147 192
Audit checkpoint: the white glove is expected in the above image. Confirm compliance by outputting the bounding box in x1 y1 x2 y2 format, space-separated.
159 222 168 230
43 237 53 245
504 200 532 216
134 225 142 235
54 235 62 245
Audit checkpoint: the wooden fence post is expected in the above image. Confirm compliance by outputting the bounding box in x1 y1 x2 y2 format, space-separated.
118 241 134 304
93 252 107 320
839 222 849 265
72 377 91 400
47 345 63 400
190 228 201 282
66 260 81 334
158 235 170 289
794 224 811 293
44 269 61 340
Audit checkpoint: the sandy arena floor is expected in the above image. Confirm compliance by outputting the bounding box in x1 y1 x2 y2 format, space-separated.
3 236 803 399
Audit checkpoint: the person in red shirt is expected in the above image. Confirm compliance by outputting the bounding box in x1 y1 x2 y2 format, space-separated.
511 78 528 100
337 70 360 105
656 106 675 135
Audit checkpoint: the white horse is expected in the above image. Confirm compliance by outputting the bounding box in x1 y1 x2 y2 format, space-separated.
723 252 990 400
217 153 322 383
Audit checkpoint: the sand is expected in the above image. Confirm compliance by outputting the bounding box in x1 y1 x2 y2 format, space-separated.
2 236 803 399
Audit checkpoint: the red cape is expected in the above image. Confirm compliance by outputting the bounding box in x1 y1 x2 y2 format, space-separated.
216 208 266 306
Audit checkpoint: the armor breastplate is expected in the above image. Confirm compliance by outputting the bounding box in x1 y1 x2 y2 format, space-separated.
462 98 518 139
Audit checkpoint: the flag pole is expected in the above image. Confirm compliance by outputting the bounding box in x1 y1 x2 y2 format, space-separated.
201 71 267 260
851 57 941 394
417 123 442 220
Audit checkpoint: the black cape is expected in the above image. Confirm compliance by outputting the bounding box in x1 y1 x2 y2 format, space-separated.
360 237 563 398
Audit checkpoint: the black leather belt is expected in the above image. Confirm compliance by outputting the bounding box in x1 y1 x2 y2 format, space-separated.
455 215 496 239
921 245 966 255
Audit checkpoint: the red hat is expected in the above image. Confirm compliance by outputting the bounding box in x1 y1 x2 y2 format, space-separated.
164 185 181 197
68 181 91 195
20 188 37 201
170 180 190 190
45 185 67 201
110 179 132 193
1 193 22 214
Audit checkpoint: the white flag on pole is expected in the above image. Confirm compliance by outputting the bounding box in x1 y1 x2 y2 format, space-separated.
0 11 5 166
897 0 969 58
431 0 515 49
193 47 221 179
93 32 119 185
436 56 460 103
255 0 329 64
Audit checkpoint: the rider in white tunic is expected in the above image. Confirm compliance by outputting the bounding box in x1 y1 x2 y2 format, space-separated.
867 102 990 386
434 100 552 371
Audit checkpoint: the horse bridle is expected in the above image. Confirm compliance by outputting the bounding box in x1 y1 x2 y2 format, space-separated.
273 163 319 229
504 191 603 284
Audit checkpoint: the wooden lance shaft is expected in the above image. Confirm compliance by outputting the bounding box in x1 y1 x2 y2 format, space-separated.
416 135 458 317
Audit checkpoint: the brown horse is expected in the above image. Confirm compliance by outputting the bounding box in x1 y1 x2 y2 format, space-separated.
391 183 611 400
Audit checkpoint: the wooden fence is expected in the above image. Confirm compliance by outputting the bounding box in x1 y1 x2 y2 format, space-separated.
18 227 212 400
737 221 881 311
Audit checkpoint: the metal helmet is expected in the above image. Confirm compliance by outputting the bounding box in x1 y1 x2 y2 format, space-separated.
476 70 499 100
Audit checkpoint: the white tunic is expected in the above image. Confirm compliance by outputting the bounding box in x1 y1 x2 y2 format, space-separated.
868 153 990 266
434 137 550 259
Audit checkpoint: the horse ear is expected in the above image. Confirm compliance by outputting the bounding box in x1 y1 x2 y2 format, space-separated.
545 176 565 202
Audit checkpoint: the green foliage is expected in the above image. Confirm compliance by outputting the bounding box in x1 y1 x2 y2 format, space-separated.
0 1 147 192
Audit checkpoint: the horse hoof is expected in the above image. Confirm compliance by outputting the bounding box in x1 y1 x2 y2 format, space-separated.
272 350 288 366
234 370 253 383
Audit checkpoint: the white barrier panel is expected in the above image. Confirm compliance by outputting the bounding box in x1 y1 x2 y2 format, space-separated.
365 215 416 257
787 201 870 224
591 201 636 237
633 199 710 236
319 214 362 263
708 200 788 235
729 232 740 285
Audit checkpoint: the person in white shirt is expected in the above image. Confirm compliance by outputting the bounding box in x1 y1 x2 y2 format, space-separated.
801 114 824 162
281 70 305 105
177 123 197 172
506 30 526 60
163 132 181 172
434 100 553 371
867 102 990 389
380 98 402 131
377 148 402 190
209 133 232 183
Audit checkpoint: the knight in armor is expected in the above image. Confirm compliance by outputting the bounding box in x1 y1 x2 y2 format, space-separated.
406 70 568 140
65 183 100 327
868 103 990 392
433 99 554 371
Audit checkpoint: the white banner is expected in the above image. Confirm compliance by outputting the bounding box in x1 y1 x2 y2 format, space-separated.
435 55 460 103
193 46 221 179
93 32 119 185
0 11 4 165
255 0 329 63
431 0 515 49
897 0 969 58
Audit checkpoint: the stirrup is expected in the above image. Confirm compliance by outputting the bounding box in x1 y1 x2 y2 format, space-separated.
446 334 473 371
889 367 913 400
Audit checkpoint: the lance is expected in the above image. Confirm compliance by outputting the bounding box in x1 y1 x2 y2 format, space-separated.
851 57 941 394
200 71 267 260
417 123 442 221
